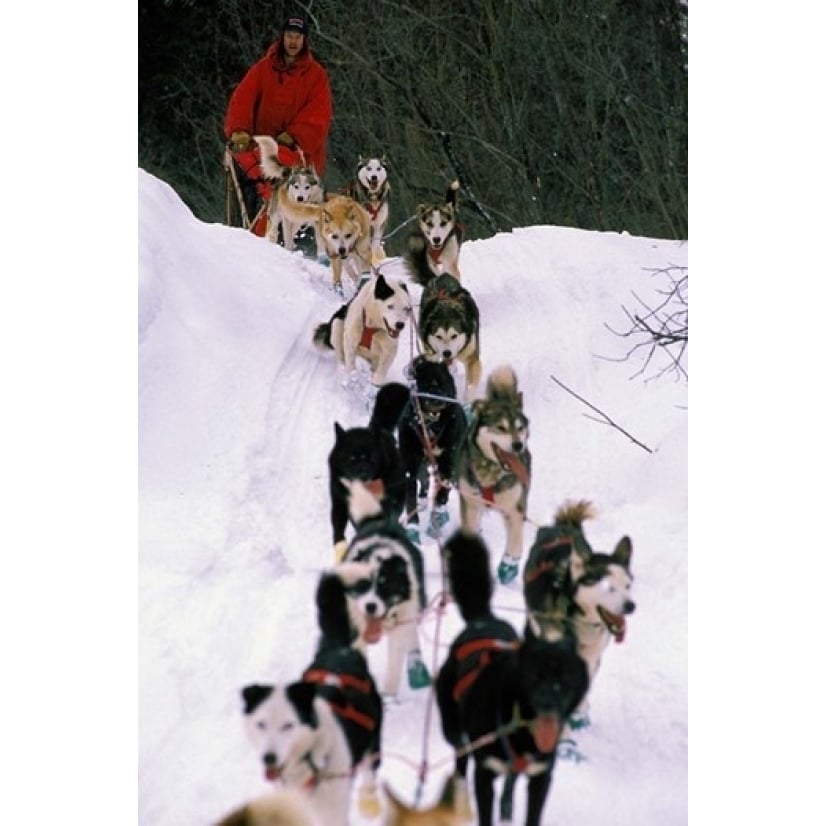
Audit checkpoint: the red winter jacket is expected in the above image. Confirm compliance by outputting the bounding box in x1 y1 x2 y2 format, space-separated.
224 39 333 174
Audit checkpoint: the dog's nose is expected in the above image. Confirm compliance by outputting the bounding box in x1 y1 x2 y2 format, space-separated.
394 322 405 331
625 600 636 615
365 601 378 615
441 350 452 359
297 195 305 202
263 752 277 766
512 440 524 453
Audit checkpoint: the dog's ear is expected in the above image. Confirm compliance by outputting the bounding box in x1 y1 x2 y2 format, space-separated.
374 273 393 301
334 422 346 440
358 154 366 166
416 204 429 220
613 536 633 567
241 684 273 714
380 154 390 169
286 681 319 728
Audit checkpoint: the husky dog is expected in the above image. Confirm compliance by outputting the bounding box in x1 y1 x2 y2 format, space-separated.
405 181 462 282
277 189 372 290
383 773 472 826
456 366 531 585
254 135 317 248
435 531 589 826
523 501 635 727
349 155 391 264
324 382 409 560
340 480 430 697
313 272 412 385
415 273 481 402
277 166 324 252
213 788 318 826
398 356 467 543
240 566 384 825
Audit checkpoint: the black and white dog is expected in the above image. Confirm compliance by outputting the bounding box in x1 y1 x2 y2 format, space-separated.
340 480 431 697
326 382 409 561
240 566 384 824
398 355 467 544
436 530 589 826
349 155 391 264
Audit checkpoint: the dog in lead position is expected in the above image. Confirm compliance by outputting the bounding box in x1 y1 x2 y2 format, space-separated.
348 155 391 264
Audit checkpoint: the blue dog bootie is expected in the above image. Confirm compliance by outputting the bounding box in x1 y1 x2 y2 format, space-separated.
568 710 591 731
557 737 587 764
497 554 520 585
407 650 431 689
426 505 449 538
406 524 421 545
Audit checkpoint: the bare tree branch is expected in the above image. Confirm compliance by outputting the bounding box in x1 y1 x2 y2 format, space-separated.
551 375 653 453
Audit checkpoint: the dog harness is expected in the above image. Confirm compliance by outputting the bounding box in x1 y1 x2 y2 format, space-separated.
303 668 378 731
359 310 382 349
452 637 520 703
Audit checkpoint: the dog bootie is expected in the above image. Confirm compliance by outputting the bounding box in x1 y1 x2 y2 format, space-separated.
426 505 449 538
568 710 591 730
357 784 382 819
497 554 520 585
557 737 587 764
406 525 421 545
332 281 344 297
407 650 431 689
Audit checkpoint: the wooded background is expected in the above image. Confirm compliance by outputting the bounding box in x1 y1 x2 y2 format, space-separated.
139 0 687 254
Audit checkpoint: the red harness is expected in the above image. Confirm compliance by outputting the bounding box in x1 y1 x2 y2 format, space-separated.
452 637 520 702
359 310 382 349
302 668 377 731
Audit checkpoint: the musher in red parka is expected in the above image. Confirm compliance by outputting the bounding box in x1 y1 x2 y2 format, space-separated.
225 14 333 233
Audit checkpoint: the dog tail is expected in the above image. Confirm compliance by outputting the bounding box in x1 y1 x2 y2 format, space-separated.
368 382 410 432
554 500 595 529
313 322 333 351
446 179 460 208
403 234 436 287
486 364 520 402
316 570 359 647
444 530 493 622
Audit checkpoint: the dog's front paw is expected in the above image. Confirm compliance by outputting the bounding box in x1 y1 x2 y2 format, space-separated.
557 737 587 763
357 785 382 819
568 710 591 730
496 555 520 585
405 525 421 545
426 505 449 538
407 651 431 689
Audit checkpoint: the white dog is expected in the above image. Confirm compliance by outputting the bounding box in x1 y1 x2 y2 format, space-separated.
313 272 412 385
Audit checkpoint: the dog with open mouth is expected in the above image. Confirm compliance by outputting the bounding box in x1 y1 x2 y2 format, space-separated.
339 479 430 697
522 500 635 729
239 562 384 825
313 271 412 386
455 365 531 585
435 530 589 826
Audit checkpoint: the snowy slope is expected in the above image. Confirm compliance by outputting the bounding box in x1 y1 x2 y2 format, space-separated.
138 168 687 825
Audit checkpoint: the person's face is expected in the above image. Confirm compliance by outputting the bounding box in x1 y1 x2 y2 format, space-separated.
283 31 305 59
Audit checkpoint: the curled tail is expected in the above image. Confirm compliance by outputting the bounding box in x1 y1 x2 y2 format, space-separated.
553 500 595 529
316 570 359 647
446 179 460 209
368 382 410 432
444 531 493 623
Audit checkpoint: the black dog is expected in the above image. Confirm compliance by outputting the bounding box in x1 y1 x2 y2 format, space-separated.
328 382 409 560
435 531 589 826
398 355 467 543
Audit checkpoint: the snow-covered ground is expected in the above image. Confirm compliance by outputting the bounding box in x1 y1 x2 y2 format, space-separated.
138 169 687 824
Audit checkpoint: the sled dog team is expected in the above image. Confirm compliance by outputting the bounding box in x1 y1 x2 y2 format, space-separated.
215 146 637 826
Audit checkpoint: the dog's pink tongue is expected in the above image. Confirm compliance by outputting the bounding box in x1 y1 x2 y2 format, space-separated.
533 714 561 753
265 766 280 782
493 446 530 487
599 607 626 642
365 478 385 498
364 615 383 644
